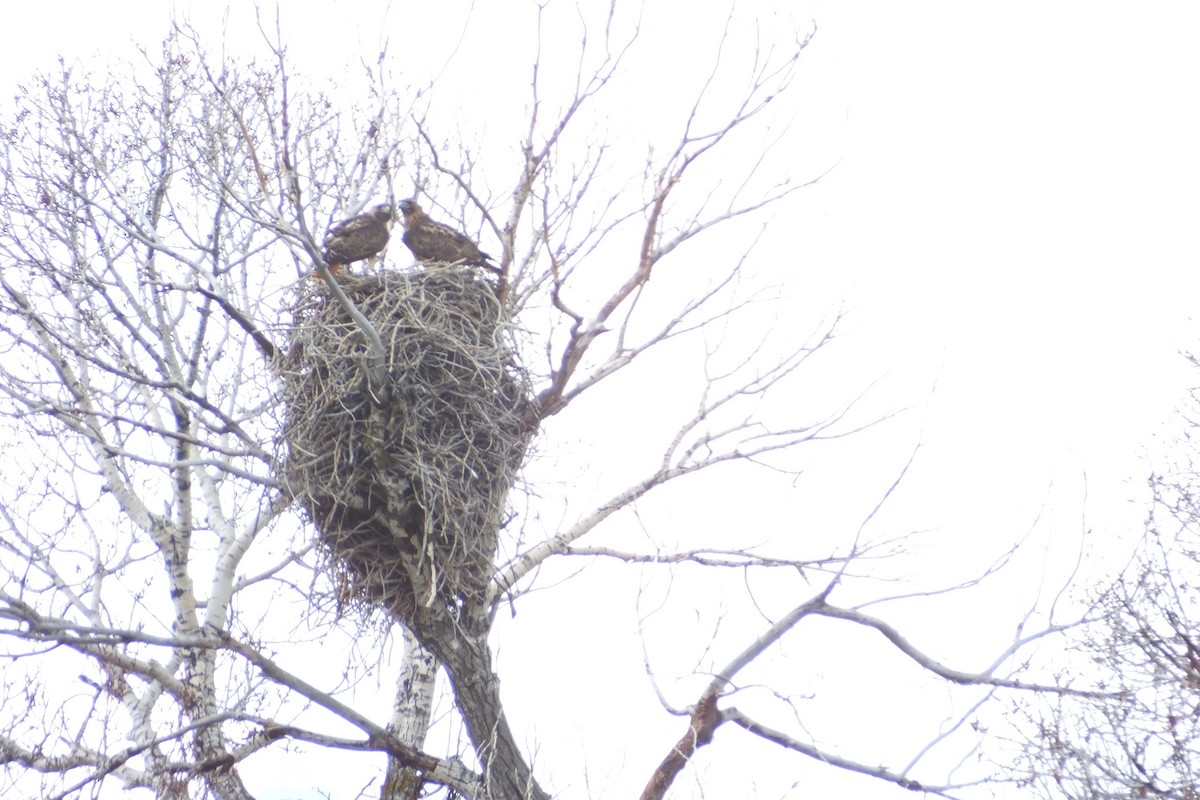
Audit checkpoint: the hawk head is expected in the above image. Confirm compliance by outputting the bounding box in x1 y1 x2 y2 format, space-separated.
368 203 395 224
398 198 424 222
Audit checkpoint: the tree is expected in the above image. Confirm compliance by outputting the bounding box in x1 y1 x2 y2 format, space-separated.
1013 381 1200 799
0 8 1098 800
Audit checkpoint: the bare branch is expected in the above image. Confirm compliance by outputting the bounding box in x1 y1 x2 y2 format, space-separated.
810 601 1105 698
724 708 966 799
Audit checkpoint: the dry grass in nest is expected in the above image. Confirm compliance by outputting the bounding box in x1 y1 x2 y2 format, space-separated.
279 267 531 627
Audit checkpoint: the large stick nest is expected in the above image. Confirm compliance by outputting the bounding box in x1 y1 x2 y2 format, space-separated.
279 268 532 627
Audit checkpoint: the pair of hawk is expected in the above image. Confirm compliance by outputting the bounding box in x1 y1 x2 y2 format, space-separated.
321 199 496 274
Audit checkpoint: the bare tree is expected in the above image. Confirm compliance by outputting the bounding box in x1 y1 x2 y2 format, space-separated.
1012 402 1200 799
0 10 1101 800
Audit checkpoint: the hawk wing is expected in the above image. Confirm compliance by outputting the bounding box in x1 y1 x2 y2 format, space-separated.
402 220 494 267
322 214 390 266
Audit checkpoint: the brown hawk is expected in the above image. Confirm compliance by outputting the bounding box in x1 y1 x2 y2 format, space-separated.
321 204 394 274
398 198 499 272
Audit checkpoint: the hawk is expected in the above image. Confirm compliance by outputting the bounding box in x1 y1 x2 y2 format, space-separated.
321 204 394 274
398 198 499 272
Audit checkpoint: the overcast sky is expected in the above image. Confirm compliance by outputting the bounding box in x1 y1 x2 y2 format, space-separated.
3 1 1199 797
3 2 1194 480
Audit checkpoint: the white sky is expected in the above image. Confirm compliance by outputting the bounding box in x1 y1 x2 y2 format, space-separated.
3 0 1199 797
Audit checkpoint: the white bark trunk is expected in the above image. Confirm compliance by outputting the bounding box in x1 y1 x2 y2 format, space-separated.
381 626 439 800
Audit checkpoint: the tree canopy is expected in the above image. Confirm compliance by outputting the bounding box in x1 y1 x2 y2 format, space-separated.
0 7 1191 800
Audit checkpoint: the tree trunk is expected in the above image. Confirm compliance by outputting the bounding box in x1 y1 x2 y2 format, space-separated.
381 629 439 800
408 607 549 800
